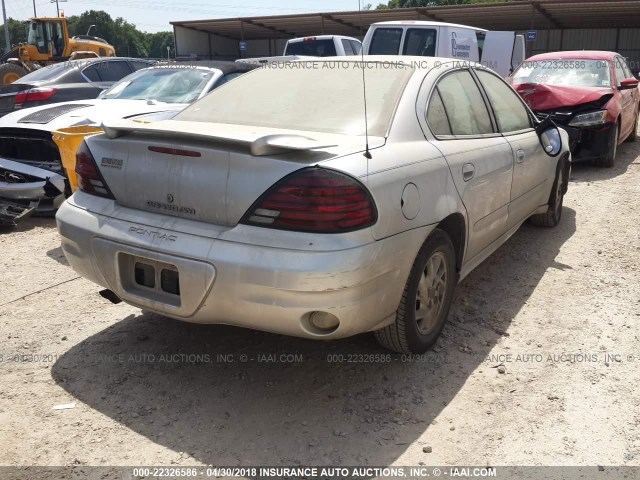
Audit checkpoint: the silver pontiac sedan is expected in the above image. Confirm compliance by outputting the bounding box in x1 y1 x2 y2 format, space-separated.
56 57 570 353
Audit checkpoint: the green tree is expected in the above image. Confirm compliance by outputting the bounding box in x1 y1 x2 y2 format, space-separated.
0 18 29 50
147 31 174 59
1 10 173 59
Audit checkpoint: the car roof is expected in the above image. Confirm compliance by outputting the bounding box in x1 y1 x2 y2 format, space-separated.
152 61 259 75
371 20 487 33
527 51 619 61
287 35 360 42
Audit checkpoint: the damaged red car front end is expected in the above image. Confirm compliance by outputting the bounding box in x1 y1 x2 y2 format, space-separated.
509 52 640 167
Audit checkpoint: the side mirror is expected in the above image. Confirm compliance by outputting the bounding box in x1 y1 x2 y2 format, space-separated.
620 78 639 90
540 126 563 157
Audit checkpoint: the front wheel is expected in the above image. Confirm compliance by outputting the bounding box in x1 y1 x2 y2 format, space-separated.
529 157 567 228
593 123 618 168
374 229 457 354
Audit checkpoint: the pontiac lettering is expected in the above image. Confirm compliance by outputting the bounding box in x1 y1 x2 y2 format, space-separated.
128 226 177 242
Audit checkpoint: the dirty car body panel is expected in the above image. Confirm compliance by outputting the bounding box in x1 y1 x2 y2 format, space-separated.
56 57 569 347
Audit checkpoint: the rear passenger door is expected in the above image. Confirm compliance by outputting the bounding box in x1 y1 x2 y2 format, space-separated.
474 68 548 228
425 69 514 262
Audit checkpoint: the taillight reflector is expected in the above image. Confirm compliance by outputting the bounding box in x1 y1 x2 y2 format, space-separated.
148 146 201 157
75 141 114 199
240 168 377 233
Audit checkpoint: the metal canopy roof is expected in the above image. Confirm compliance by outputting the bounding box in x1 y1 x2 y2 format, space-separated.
171 0 640 40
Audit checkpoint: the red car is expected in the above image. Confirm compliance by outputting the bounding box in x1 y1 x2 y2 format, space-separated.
509 51 639 167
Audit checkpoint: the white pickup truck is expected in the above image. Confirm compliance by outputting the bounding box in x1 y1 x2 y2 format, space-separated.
237 35 362 64
363 21 526 77
284 35 362 56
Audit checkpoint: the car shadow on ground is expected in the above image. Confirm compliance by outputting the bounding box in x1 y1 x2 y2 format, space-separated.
52 209 577 466
46 246 70 266
0 216 56 234
570 135 640 183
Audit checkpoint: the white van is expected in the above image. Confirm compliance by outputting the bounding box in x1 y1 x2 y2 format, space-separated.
362 21 525 77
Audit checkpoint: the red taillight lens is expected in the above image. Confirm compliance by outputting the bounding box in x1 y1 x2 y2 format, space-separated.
14 87 56 104
241 168 377 233
75 141 114 199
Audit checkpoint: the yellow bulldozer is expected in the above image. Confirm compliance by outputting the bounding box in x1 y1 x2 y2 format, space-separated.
0 17 116 85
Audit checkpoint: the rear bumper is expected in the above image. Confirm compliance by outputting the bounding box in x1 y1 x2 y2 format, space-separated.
56 198 427 340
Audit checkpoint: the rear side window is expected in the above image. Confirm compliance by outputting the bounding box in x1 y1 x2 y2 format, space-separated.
130 60 154 71
350 40 362 55
96 61 133 82
403 28 437 57
475 70 531 133
426 89 451 136
341 39 355 56
429 70 493 136
82 65 100 82
369 28 402 55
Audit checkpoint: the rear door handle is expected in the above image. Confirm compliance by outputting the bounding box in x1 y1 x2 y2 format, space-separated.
462 163 475 182
516 149 526 163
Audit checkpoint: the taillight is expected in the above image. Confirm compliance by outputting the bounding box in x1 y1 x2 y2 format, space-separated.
14 87 56 104
75 141 114 199
240 167 377 233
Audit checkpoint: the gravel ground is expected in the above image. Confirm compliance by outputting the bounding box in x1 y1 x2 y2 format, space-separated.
0 134 639 476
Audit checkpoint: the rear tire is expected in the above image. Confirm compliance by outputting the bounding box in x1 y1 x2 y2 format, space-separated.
374 229 457 354
0 63 28 85
529 157 566 228
593 123 618 168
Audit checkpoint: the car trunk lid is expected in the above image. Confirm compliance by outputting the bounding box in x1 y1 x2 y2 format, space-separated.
89 119 381 227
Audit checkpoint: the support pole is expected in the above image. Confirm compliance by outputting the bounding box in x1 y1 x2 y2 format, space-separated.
1 0 10 53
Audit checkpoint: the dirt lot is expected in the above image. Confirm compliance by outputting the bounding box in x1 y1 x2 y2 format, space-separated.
1 135 639 474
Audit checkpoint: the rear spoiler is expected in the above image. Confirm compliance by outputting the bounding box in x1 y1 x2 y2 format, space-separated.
101 119 337 156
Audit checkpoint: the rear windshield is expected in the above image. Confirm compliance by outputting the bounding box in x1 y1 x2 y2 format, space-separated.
19 62 72 82
175 62 414 137
512 59 612 88
285 39 337 57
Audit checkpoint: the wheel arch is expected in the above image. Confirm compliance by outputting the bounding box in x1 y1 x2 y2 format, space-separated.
558 152 571 195
435 212 466 273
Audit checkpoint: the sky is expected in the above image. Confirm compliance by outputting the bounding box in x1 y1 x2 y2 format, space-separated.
6 0 357 33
